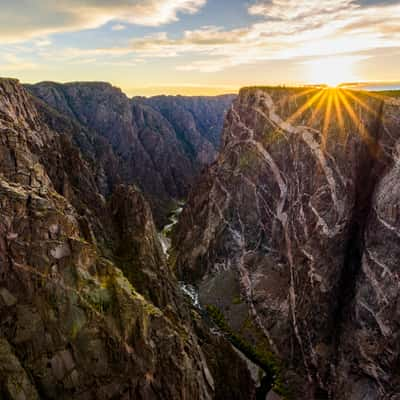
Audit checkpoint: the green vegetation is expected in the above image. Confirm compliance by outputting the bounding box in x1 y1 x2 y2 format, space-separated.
262 127 285 147
232 296 243 305
377 90 400 98
205 304 291 398
240 85 320 94
239 150 259 170
86 287 112 313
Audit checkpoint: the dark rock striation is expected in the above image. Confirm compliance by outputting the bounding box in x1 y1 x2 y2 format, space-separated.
6 76 400 399
26 82 234 226
0 78 255 399
173 86 400 398
142 95 235 165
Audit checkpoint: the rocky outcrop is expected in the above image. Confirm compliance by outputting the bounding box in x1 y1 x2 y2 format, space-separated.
0 78 255 399
173 87 400 398
142 95 235 165
26 82 234 226
335 97 400 399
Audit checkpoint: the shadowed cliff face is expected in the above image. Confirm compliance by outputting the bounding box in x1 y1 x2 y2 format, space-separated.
173 87 400 398
143 95 235 164
5 76 400 399
26 82 235 226
0 78 256 400
335 98 400 399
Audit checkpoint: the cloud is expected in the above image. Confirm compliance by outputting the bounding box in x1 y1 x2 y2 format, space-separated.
248 0 353 21
130 27 249 56
0 54 38 71
2 0 399 78
112 24 127 31
356 0 400 5
125 0 400 71
0 0 206 42
34 38 52 47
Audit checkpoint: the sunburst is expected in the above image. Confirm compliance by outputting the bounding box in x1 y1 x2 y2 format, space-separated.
266 87 385 156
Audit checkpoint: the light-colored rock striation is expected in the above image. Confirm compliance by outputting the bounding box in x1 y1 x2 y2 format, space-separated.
0 78 255 399
174 86 400 398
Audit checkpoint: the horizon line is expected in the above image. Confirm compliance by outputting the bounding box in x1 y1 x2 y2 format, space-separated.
3 76 400 98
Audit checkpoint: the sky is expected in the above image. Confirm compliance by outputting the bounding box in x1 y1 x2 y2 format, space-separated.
0 0 399 96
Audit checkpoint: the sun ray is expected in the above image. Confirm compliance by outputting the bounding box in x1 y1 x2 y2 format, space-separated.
264 89 324 144
360 90 389 102
342 89 378 116
338 90 377 155
322 90 333 150
288 87 321 103
286 89 324 124
281 88 320 124
333 90 346 144
307 89 328 126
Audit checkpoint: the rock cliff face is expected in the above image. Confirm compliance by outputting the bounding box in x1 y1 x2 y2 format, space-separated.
26 82 234 226
173 87 400 398
143 95 235 165
5 76 400 399
0 78 255 399
335 97 400 399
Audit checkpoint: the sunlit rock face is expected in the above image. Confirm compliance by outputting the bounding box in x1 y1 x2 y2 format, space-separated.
173 87 400 398
0 78 256 399
26 82 234 226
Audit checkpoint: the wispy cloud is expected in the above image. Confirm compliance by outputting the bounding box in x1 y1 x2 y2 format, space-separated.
0 0 399 89
123 0 400 71
0 0 206 42
0 54 38 71
111 24 126 31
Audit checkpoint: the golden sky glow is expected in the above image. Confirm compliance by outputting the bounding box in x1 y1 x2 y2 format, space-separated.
0 0 399 95
303 57 361 88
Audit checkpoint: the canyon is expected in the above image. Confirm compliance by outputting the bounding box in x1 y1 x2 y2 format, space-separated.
0 78 256 400
26 81 235 226
1 78 400 400
174 87 400 398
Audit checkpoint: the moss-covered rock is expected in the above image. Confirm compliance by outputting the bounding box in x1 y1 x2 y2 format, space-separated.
0 78 256 399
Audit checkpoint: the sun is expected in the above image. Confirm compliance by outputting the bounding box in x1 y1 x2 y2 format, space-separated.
304 56 359 87
276 84 387 157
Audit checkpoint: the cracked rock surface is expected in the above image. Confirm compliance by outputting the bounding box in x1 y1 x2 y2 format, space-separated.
173 87 400 398
26 82 235 226
0 78 255 400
